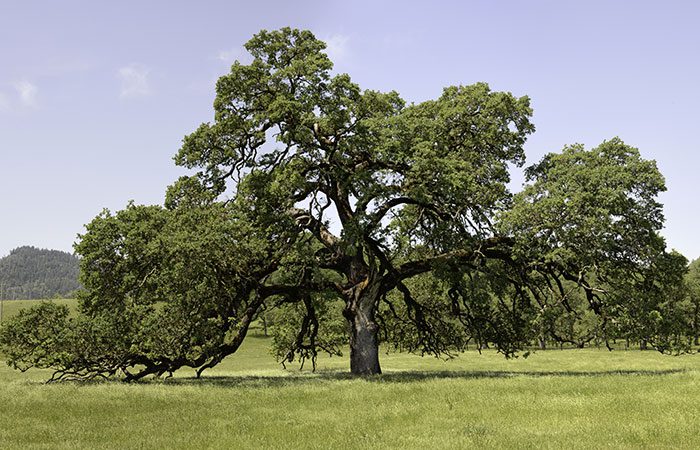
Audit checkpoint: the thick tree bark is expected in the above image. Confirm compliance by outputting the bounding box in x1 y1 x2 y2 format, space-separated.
345 279 382 375
349 308 381 375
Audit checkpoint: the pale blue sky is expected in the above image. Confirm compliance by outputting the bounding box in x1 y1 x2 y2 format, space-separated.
1 0 698 260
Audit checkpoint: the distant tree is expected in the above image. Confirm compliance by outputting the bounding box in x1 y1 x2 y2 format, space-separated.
540 287 602 349
0 28 688 381
500 139 688 350
607 250 690 352
687 258 700 345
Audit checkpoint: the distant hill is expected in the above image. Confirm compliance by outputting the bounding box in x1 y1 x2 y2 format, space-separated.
0 246 80 300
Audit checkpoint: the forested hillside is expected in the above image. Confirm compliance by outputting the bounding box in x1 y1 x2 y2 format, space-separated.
0 247 80 299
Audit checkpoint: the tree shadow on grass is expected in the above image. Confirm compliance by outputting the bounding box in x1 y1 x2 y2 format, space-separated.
160 368 688 389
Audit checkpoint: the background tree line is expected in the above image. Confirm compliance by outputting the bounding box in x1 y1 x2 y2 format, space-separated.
523 255 700 351
0 246 80 300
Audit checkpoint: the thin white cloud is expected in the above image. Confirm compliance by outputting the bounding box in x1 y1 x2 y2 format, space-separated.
216 47 250 65
118 64 151 98
323 34 350 63
13 80 38 107
217 48 241 62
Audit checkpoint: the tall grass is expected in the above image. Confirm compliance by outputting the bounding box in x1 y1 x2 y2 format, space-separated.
2 328 700 449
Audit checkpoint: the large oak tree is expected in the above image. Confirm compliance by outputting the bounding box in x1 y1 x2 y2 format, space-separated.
0 28 688 380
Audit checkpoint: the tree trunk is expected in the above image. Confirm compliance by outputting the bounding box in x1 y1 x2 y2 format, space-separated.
538 337 546 350
694 303 699 346
345 279 382 375
349 309 381 375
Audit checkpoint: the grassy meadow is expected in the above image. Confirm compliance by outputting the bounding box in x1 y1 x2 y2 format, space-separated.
0 298 78 321
1 300 700 449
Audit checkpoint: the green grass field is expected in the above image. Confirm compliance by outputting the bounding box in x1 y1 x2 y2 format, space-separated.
0 298 78 322
2 300 700 449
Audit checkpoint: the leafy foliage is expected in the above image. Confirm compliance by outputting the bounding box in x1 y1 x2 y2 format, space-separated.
687 258 700 344
502 140 690 351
